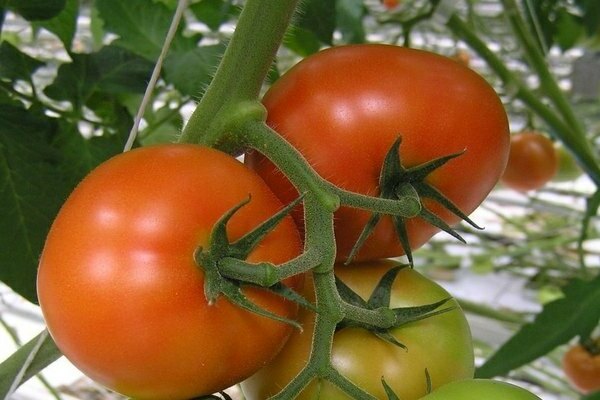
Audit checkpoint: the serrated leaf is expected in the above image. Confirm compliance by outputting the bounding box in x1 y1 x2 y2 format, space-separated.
163 41 224 96
43 53 98 107
95 0 174 60
33 0 78 50
44 46 154 107
0 41 44 80
92 46 155 94
336 0 366 44
6 0 66 21
476 273 600 378
0 330 62 397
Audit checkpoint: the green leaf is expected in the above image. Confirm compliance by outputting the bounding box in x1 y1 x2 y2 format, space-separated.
95 0 174 60
44 46 154 107
295 0 335 45
0 330 62 397
335 0 366 44
575 0 600 39
283 25 321 56
583 391 600 400
190 0 238 31
0 105 122 302
33 0 78 50
163 41 224 96
554 8 584 51
0 105 64 302
0 41 45 81
43 53 98 107
476 273 600 378
92 46 155 94
6 0 66 21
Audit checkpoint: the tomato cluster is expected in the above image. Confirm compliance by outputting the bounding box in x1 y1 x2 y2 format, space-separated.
242 260 475 400
36 43 540 400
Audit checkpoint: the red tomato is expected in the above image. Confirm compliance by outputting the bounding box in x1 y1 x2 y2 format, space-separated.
501 131 558 192
37 145 302 400
562 341 600 394
242 260 475 400
246 44 509 262
419 379 541 399
382 0 400 9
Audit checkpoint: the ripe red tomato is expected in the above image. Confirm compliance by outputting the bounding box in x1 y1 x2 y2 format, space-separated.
501 131 558 192
241 260 475 400
419 379 541 399
37 145 302 400
562 341 600 394
246 44 510 262
382 0 400 9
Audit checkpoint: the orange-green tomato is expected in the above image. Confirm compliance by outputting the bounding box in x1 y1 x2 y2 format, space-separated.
37 144 303 400
419 379 542 399
501 131 558 192
241 260 475 400
562 342 600 394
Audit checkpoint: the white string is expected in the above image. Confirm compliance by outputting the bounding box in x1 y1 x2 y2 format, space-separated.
123 0 189 152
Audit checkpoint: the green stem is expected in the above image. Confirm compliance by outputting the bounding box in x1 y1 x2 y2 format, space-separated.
179 0 299 149
240 121 420 218
446 14 600 187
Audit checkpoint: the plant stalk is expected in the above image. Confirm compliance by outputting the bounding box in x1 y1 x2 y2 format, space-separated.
179 0 299 148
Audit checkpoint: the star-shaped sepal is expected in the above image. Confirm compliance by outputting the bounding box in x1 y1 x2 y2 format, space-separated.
347 137 483 265
194 194 312 329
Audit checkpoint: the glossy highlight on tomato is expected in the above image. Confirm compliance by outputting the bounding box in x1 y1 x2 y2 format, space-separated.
247 44 510 261
419 379 541 399
37 144 302 400
242 260 475 400
501 131 558 192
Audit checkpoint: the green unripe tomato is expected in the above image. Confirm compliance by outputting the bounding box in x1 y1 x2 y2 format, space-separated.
419 379 541 399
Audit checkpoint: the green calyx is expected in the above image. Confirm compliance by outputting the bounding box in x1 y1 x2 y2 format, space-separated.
337 265 455 349
347 137 482 265
194 195 310 329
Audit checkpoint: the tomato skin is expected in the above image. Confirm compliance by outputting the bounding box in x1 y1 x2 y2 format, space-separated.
501 131 558 192
37 144 302 400
382 0 400 9
419 379 541 399
562 343 600 394
554 144 583 182
241 260 475 400
247 44 510 261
